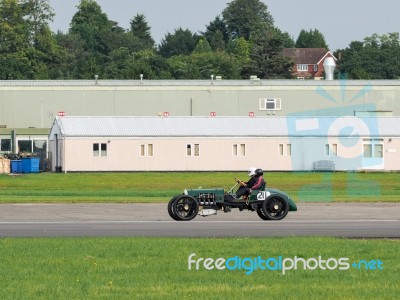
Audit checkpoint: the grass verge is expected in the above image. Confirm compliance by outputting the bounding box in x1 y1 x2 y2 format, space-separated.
0 171 399 203
0 237 398 299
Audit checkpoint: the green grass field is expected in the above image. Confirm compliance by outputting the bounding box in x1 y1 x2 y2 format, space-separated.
0 171 399 203
0 237 398 300
1 172 399 299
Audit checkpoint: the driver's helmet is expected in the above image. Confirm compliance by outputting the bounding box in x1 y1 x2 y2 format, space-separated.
248 167 257 177
255 168 264 176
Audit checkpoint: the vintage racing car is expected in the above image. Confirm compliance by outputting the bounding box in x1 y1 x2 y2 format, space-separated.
167 178 297 221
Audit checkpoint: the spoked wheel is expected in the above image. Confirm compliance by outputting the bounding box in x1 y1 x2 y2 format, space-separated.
170 195 199 221
261 195 289 220
256 208 269 220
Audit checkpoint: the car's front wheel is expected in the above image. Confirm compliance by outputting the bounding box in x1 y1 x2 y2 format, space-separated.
170 195 199 221
261 195 289 220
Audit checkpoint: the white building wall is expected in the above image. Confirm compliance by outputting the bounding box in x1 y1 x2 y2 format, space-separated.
58 136 400 172
62 137 294 172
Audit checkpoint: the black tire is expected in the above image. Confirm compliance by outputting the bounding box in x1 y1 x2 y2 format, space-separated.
256 208 269 220
167 195 181 220
171 195 199 221
261 195 289 220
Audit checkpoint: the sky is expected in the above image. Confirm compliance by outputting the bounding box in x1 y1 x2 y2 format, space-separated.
49 0 400 51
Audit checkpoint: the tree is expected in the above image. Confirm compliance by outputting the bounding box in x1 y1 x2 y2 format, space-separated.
222 0 274 40
0 0 30 53
167 51 241 79
202 16 228 51
158 28 197 58
130 13 155 50
70 0 112 53
0 0 62 79
68 0 120 78
193 38 212 54
338 33 400 79
295 29 328 49
245 26 292 79
24 0 55 48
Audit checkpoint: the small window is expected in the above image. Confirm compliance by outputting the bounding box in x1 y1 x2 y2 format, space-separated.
1 139 11 151
259 98 281 111
194 144 199 156
233 144 246 156
325 144 337 156
279 144 284 156
140 144 154 157
186 144 200 157
287 144 292 156
314 64 318 71
279 144 291 156
297 64 308 71
374 144 383 158
101 143 107 156
93 143 99 157
363 144 372 158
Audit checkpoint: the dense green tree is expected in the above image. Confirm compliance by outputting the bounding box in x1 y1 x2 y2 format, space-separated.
245 26 293 79
70 0 112 53
0 0 62 79
158 28 197 58
24 0 55 47
167 51 241 79
130 13 155 50
193 38 212 54
295 29 328 49
222 0 274 40
202 16 228 51
338 33 400 79
0 0 30 53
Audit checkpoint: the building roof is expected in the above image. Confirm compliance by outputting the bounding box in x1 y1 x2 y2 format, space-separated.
52 116 400 138
282 48 331 65
1 79 399 87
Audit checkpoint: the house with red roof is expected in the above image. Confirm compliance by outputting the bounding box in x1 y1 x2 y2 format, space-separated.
282 48 337 79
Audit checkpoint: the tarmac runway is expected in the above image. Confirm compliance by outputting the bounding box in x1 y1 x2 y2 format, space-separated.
0 203 399 238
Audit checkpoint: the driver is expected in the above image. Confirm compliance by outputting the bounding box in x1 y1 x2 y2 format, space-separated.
235 167 265 199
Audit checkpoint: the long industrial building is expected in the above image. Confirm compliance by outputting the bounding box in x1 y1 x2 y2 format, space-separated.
1 79 400 171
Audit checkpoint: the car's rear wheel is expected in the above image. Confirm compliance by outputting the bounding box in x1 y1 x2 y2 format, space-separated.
256 208 269 220
167 195 181 220
171 195 199 221
261 195 289 220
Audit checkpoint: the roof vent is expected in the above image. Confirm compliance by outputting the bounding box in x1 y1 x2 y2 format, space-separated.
323 57 336 80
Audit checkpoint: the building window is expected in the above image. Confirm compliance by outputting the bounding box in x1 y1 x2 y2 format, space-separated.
33 140 47 154
325 144 337 156
93 144 99 156
101 143 107 156
314 64 318 71
259 98 281 111
93 143 107 157
363 139 383 158
297 64 308 71
140 144 154 157
187 144 200 156
18 140 32 153
233 144 246 156
0 139 11 151
279 144 292 156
